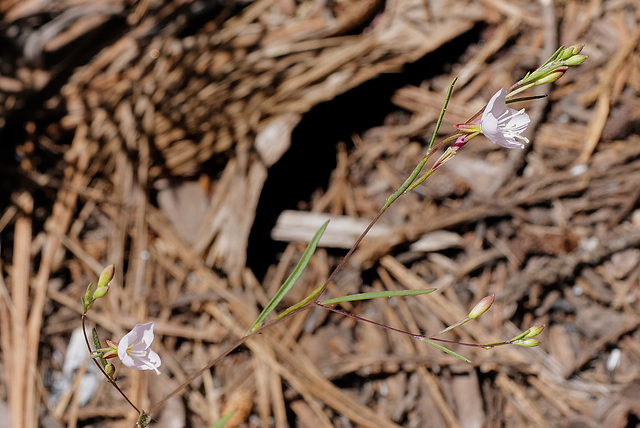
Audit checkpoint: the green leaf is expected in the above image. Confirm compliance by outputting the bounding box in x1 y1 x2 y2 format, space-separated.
505 94 547 104
248 220 329 333
82 282 93 312
383 78 457 210
274 284 323 321
210 410 235 428
92 328 107 369
383 158 428 209
421 339 471 363
320 289 435 305
427 77 457 153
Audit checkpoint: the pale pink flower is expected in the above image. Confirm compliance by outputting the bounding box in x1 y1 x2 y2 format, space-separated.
481 88 530 149
117 323 161 375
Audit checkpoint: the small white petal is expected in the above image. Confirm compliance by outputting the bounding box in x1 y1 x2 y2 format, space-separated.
146 349 162 374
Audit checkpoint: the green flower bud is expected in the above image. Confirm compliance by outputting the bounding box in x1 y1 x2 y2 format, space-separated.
514 338 539 347
469 295 495 319
535 66 568 85
97 264 115 289
105 363 116 379
559 45 583 61
565 54 588 67
92 285 109 299
524 325 545 338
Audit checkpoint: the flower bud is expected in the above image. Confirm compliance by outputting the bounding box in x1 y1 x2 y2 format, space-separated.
565 54 588 67
514 338 539 347
430 146 456 172
455 123 481 133
97 264 115 289
93 286 109 299
100 340 119 359
469 295 494 319
105 363 116 378
559 45 583 61
524 325 545 338
535 66 568 85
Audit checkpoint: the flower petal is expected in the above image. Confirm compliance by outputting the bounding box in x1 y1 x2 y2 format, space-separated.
146 349 162 374
482 88 508 122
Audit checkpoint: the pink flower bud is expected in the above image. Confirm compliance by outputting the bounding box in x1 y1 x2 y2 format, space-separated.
535 66 568 85
455 123 481 133
469 295 495 319
97 264 115 289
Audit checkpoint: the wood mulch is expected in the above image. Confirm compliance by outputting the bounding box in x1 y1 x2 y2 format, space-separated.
1 0 640 427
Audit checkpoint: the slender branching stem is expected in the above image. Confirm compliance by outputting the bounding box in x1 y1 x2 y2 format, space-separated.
81 314 141 414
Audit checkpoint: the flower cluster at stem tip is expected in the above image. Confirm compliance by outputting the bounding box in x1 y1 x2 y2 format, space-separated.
453 45 587 151
84 265 162 375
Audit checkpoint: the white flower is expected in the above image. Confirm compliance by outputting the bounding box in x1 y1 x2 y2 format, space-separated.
117 323 161 375
481 88 530 149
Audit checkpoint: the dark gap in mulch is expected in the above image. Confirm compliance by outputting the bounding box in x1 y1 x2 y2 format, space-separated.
0 15 128 231
40 15 129 69
175 0 246 38
330 370 395 391
247 27 482 281
625 412 640 427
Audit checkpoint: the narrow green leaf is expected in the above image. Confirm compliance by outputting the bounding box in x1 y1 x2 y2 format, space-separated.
505 94 547 104
92 328 107 368
210 410 235 428
383 78 458 210
427 77 457 153
91 328 100 350
421 339 471 363
383 158 428 209
320 289 435 305
274 284 323 321
249 221 329 333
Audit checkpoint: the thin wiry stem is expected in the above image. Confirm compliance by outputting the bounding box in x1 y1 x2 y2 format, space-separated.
81 314 141 414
